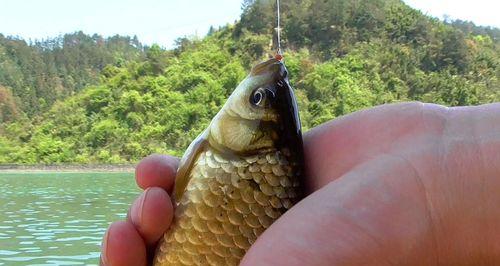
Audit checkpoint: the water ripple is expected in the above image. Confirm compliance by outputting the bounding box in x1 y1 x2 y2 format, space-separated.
0 173 138 265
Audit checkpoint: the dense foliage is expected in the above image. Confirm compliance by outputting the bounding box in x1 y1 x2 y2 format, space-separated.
0 32 144 119
0 0 499 164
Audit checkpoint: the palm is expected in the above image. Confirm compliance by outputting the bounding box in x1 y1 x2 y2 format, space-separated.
101 102 500 266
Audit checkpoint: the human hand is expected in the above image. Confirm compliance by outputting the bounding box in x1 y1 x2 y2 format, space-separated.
101 102 500 265
100 154 179 266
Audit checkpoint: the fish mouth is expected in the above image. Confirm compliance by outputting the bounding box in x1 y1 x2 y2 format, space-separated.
250 58 283 77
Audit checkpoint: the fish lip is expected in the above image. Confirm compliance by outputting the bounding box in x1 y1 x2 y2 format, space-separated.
276 61 288 80
250 58 287 78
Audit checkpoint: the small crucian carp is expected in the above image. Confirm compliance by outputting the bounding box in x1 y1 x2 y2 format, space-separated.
154 58 305 266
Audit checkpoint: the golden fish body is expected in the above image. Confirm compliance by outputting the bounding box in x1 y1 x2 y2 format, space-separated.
154 58 304 265
154 148 300 265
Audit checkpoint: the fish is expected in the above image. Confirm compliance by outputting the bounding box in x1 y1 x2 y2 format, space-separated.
153 57 304 266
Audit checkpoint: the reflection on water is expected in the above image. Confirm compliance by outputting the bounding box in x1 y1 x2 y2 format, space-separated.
0 172 139 265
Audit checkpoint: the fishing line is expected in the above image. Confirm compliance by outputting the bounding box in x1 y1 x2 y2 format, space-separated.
276 0 282 57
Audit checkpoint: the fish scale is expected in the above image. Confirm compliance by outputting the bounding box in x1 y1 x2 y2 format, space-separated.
154 148 300 266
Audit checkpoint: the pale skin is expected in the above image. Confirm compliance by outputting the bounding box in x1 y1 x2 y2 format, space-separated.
100 102 500 265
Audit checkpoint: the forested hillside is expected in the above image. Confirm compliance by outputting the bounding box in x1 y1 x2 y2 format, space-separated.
0 32 145 119
1 0 499 164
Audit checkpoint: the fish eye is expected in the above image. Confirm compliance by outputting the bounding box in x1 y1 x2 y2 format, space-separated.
250 88 266 107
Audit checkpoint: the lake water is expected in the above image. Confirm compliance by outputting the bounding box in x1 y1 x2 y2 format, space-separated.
0 172 139 265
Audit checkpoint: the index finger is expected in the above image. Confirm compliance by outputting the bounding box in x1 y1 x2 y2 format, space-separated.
135 154 179 192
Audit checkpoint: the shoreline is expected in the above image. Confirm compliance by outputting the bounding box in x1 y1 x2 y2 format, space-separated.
0 164 136 173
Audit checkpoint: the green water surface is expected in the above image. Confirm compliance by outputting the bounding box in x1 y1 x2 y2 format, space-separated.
0 172 139 265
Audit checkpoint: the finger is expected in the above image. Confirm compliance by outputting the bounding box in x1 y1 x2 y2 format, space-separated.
101 221 147 266
136 154 179 192
303 102 448 191
129 187 174 246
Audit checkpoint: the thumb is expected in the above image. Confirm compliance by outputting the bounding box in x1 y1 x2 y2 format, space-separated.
240 154 438 266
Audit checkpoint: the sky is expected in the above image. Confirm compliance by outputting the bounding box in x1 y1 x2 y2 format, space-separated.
404 0 499 28
0 0 498 49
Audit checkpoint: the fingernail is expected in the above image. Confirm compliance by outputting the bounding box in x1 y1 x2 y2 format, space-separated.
101 229 110 265
131 188 151 227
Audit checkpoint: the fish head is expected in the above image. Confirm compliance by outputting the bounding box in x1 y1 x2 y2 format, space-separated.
208 58 302 155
